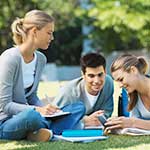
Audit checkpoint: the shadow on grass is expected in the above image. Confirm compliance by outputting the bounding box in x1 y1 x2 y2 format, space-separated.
0 135 150 150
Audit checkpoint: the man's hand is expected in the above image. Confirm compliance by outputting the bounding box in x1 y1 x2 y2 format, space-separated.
35 104 60 115
84 110 104 127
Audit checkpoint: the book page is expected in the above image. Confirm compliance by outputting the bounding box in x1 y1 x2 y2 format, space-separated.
121 128 150 135
42 111 70 118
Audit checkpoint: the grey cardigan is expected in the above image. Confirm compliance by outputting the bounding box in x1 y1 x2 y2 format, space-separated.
53 75 114 118
0 47 46 121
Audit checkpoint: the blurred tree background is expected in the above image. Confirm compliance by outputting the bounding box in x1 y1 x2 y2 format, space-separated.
0 0 150 65
0 0 82 65
84 0 150 53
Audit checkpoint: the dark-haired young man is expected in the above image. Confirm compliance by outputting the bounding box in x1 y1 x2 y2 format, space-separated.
53 53 114 127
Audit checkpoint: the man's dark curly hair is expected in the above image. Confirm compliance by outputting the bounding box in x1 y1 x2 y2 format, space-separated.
80 52 106 74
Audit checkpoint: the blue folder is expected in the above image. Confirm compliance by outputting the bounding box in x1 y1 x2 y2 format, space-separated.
62 129 104 137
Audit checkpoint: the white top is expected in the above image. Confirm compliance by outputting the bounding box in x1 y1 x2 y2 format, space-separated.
85 87 100 108
130 95 150 119
21 53 37 89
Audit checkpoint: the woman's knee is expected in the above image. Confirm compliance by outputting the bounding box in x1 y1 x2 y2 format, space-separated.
21 108 42 125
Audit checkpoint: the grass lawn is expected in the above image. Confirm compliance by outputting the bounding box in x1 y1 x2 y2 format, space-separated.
0 81 150 150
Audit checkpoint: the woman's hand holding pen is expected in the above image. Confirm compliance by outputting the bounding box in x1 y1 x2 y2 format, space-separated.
35 104 61 115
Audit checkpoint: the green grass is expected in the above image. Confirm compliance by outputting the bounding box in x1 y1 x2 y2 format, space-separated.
0 81 150 150
1 135 150 150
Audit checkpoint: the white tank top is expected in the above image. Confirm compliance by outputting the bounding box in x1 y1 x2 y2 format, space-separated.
21 53 37 89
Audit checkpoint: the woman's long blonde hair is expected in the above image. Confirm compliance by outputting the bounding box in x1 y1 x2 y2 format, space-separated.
111 54 148 111
11 10 54 45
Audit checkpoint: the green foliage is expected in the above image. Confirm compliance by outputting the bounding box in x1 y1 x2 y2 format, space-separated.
85 0 150 52
39 0 83 65
0 0 39 52
1 0 150 64
41 26 82 65
0 0 82 65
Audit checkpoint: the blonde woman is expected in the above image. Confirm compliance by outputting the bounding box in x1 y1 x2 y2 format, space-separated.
105 54 150 131
0 10 85 141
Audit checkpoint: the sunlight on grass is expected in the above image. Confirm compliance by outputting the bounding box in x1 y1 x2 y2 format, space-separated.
110 143 150 150
0 141 36 150
38 81 61 98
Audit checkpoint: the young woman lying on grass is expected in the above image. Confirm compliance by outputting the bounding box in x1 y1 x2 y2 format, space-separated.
105 54 150 131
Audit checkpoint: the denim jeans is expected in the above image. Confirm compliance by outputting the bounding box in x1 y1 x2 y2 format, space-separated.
0 101 85 140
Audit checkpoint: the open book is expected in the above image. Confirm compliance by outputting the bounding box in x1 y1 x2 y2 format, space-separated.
112 128 150 136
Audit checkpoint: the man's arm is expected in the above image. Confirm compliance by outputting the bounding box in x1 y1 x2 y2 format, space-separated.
52 85 76 108
101 94 114 118
100 75 114 118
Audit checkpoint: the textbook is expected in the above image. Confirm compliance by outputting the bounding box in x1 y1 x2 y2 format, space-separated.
112 128 150 136
62 129 104 137
53 135 108 143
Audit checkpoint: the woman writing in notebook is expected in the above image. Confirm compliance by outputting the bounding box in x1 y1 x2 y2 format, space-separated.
105 54 150 131
0 10 85 142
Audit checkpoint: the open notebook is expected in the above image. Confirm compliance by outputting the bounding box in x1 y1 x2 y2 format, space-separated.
112 128 150 136
42 111 70 119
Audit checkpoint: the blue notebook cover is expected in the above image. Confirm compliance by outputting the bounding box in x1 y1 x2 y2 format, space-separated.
62 129 104 137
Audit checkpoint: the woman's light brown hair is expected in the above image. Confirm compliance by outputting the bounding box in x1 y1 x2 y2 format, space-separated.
11 10 54 45
111 54 148 111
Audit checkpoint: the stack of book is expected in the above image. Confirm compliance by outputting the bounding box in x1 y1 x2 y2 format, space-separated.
42 111 108 142
53 126 108 143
